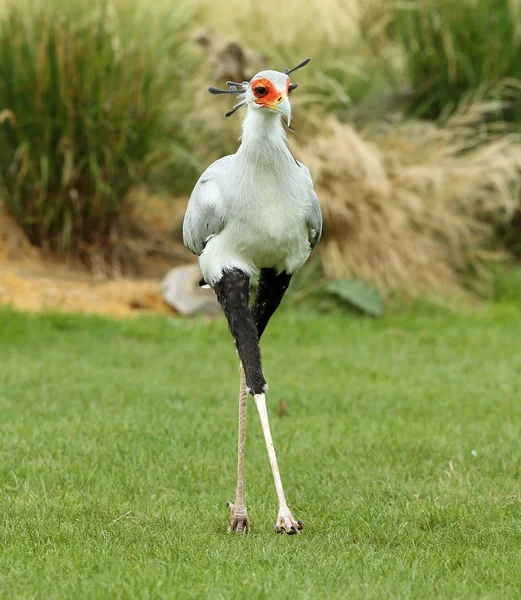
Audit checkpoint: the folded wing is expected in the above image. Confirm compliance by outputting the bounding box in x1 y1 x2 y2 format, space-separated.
183 160 229 256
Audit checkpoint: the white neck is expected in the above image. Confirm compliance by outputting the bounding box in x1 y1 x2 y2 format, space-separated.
237 106 293 166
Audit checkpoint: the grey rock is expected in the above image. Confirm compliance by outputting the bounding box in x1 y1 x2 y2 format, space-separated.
160 265 220 316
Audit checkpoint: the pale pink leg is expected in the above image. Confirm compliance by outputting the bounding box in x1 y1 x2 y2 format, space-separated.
227 364 250 534
254 393 304 534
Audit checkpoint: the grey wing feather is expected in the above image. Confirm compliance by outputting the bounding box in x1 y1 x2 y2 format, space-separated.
183 163 227 256
299 163 322 248
308 189 323 248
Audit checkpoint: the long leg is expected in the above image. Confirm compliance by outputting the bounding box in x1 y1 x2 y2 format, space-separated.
254 393 304 534
214 270 261 534
226 364 250 533
251 270 303 534
214 269 302 535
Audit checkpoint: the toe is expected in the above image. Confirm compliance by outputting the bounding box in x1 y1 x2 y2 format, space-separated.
227 502 250 535
274 513 304 535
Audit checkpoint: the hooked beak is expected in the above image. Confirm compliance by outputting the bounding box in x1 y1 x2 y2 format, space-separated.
262 94 292 127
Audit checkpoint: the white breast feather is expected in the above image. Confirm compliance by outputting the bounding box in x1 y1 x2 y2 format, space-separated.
192 109 320 284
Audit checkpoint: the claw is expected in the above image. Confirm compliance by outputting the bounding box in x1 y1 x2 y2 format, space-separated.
275 511 304 535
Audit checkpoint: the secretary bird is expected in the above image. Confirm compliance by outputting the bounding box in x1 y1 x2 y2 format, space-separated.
183 58 322 535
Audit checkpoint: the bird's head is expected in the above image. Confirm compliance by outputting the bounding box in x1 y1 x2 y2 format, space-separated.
208 58 310 131
244 70 296 126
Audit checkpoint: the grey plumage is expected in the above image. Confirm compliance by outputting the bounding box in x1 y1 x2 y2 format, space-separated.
182 158 229 256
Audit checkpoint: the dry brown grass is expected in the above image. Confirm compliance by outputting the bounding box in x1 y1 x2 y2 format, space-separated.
194 0 403 113
296 105 521 296
0 200 183 317
186 32 521 296
187 2 521 297
195 0 384 57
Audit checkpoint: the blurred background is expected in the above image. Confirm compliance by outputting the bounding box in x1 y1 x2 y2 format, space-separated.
1 0 521 316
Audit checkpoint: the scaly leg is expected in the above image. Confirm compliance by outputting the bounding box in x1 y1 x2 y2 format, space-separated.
254 393 304 534
252 269 303 532
215 270 262 533
227 364 250 534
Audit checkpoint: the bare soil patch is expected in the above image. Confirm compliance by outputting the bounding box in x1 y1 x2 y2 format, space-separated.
0 195 194 318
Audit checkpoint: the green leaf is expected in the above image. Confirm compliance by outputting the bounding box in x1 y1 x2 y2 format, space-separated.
326 279 384 317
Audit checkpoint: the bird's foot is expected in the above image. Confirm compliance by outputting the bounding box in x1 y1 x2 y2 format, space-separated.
227 501 250 535
275 509 304 535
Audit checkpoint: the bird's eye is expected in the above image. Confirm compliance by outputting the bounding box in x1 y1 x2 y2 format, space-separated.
254 86 268 97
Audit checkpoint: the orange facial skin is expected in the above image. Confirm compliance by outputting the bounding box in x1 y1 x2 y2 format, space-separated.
251 77 291 108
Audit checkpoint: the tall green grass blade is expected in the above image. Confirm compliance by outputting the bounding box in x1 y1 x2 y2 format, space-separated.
0 0 199 254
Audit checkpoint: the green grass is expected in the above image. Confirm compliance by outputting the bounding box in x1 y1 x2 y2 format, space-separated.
390 0 521 123
0 0 198 253
1 301 521 599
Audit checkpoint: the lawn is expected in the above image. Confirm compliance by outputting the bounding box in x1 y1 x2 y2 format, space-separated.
1 300 521 599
